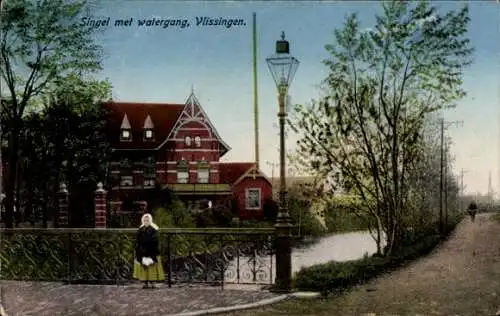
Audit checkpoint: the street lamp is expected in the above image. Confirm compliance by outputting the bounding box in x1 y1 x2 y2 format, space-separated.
266 31 299 293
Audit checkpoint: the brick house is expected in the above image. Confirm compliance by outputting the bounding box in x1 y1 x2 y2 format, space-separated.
103 91 272 220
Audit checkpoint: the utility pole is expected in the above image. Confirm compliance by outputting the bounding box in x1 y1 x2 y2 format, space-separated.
444 140 448 228
266 161 278 195
252 12 260 170
488 171 493 208
439 118 463 235
459 168 468 212
439 119 444 235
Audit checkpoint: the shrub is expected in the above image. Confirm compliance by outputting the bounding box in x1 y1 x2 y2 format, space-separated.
152 199 196 228
286 196 327 237
211 205 233 227
153 207 176 228
263 198 278 220
294 256 389 296
323 195 370 233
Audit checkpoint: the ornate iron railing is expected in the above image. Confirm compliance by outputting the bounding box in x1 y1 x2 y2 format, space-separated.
0 228 276 288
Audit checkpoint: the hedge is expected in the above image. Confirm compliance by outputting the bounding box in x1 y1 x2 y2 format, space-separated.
294 216 463 296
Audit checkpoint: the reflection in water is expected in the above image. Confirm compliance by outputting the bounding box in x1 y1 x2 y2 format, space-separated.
225 231 382 284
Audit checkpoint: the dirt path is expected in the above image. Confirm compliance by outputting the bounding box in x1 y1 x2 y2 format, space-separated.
221 213 500 315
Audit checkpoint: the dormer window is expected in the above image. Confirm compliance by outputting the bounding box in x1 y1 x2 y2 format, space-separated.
195 136 201 147
143 115 154 141
121 130 131 139
185 136 192 147
120 113 132 142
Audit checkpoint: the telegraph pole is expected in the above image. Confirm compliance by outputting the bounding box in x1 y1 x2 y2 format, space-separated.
444 140 448 227
439 119 444 234
252 13 260 170
266 161 278 184
460 168 467 210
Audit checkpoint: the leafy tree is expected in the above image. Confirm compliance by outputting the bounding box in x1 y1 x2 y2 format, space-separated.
0 0 102 227
20 74 111 227
290 1 473 255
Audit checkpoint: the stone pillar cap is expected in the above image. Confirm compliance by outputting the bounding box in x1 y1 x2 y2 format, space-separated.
59 182 68 193
95 182 106 193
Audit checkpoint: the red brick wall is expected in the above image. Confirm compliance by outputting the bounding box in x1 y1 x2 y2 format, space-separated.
232 177 272 220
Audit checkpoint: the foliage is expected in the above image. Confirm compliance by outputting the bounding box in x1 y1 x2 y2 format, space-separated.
153 199 196 228
210 205 234 227
0 0 103 227
18 75 112 227
323 195 371 233
263 198 279 220
289 1 473 255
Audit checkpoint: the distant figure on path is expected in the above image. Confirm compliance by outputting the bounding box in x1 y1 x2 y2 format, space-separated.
467 201 477 222
133 213 165 288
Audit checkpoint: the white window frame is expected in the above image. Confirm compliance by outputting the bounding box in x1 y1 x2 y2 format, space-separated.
245 188 261 210
120 175 133 187
121 129 131 141
185 136 192 147
194 136 201 147
197 169 209 183
144 129 153 139
177 171 189 183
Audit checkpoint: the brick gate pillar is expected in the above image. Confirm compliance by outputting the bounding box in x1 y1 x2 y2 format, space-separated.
94 182 107 228
56 182 69 228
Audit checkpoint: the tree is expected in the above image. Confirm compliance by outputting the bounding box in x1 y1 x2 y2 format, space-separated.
290 1 473 255
20 74 111 227
0 0 102 227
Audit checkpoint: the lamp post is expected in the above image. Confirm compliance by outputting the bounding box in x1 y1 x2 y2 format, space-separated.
266 31 299 293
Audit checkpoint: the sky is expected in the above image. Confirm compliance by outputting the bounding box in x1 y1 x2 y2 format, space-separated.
89 0 500 195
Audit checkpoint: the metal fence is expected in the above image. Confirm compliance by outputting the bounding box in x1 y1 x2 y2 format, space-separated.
0 228 276 288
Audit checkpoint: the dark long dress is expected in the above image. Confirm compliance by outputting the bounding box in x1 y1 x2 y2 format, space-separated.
132 226 165 281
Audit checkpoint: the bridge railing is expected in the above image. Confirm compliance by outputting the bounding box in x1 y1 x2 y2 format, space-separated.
0 228 276 288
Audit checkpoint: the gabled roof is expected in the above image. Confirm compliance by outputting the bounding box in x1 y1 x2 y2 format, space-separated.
104 101 184 149
120 114 131 129
143 115 154 129
219 162 255 184
157 91 231 156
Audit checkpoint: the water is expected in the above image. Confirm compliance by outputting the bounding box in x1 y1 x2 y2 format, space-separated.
225 230 381 284
292 230 381 273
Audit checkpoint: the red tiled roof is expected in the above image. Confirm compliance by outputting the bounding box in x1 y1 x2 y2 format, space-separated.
103 102 184 149
219 162 255 184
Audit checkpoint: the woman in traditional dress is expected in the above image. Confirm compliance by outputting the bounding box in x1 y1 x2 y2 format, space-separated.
133 213 165 288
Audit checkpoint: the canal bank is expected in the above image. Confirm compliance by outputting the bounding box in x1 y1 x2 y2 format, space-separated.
218 213 499 316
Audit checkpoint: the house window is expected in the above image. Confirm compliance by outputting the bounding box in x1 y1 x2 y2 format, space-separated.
121 129 131 141
245 188 261 210
197 169 209 183
177 160 189 183
120 176 133 187
197 160 209 183
144 129 153 140
195 136 201 147
143 156 156 187
120 159 133 186
185 136 192 147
